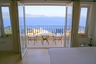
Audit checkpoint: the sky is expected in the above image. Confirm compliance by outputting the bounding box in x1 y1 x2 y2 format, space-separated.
80 8 88 17
25 6 88 17
1 6 88 28
25 6 65 17
1 6 87 18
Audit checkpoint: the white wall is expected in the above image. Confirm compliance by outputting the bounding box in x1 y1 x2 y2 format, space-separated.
88 3 96 36
93 21 96 44
92 3 96 44
0 0 13 51
78 38 90 46
78 2 96 46
0 38 13 51
89 3 96 44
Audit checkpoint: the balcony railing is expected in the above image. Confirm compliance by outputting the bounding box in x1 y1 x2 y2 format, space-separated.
25 25 64 35
78 26 85 33
4 25 85 34
4 26 12 34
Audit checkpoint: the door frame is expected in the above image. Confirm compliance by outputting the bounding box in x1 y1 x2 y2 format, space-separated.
17 1 27 58
64 2 73 48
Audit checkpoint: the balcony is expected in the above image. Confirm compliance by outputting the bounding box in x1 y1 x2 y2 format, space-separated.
23 25 65 48
4 25 85 48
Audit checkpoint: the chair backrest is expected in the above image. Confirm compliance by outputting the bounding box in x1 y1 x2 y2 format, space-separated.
53 33 62 39
56 29 63 34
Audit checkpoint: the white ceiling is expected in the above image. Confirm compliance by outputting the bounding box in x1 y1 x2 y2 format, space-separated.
0 0 95 5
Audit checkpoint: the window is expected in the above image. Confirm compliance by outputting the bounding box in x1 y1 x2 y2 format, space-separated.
78 7 88 34
1 7 12 35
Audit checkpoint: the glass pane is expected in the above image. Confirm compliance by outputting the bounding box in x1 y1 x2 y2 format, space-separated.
66 6 72 31
1 7 12 34
78 8 88 34
18 5 26 55
65 5 73 48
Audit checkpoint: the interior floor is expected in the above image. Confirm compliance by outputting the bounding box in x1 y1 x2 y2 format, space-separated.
0 51 20 64
0 49 50 64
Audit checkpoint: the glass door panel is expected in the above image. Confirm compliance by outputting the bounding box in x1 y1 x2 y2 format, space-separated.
65 3 73 48
17 2 27 58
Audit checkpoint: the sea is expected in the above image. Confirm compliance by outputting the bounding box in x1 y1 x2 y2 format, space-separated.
3 17 86 34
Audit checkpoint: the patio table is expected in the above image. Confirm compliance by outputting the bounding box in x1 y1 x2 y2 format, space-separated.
39 33 52 45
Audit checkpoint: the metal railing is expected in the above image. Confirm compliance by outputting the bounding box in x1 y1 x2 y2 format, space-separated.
4 26 12 34
20 25 64 34
78 26 85 33
4 25 85 34
20 25 85 34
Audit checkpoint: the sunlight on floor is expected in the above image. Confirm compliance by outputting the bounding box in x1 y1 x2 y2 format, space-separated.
17 49 50 64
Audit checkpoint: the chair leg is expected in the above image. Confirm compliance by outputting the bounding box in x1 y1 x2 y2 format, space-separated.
61 39 62 44
55 40 56 45
34 40 35 45
59 38 62 44
28 40 29 44
53 39 54 42
41 40 44 45
46 40 49 45
58 39 59 42
35 39 37 43
53 39 55 42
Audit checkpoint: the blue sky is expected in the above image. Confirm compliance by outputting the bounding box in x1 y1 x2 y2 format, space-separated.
1 6 87 18
25 6 65 17
25 6 88 17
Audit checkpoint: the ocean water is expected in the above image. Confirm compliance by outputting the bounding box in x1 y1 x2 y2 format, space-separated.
3 17 86 33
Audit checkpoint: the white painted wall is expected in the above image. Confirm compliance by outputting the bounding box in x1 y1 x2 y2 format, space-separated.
78 2 96 46
93 22 96 44
0 0 13 51
92 3 96 44
88 3 96 36
0 37 13 51
78 38 90 46
88 3 96 44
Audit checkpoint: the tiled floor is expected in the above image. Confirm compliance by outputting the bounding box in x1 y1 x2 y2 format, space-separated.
27 41 64 48
27 40 70 48
17 49 50 64
0 51 20 64
0 49 50 64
